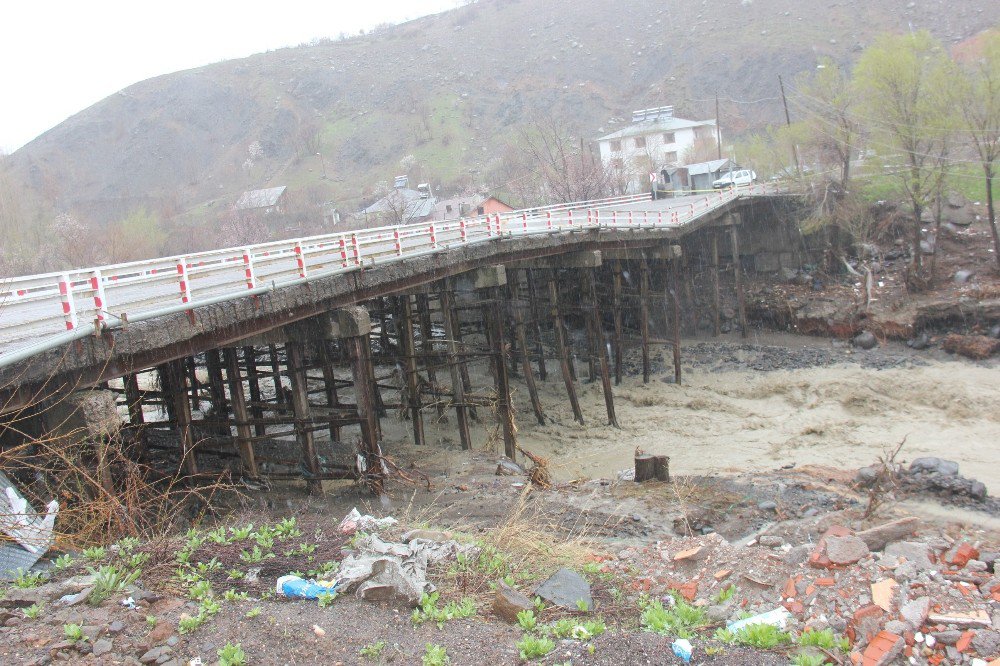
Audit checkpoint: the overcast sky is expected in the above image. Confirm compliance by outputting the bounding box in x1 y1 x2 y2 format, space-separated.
0 0 461 153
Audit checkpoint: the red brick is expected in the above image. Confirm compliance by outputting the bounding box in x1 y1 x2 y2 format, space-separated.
863 631 905 666
948 543 980 568
848 604 886 646
815 577 836 587
956 630 975 653
782 577 798 599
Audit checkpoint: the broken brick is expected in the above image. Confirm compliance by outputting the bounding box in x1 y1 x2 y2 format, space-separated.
849 604 887 646
862 631 905 666
947 543 980 569
956 630 975 653
713 569 732 581
815 577 836 587
871 578 898 612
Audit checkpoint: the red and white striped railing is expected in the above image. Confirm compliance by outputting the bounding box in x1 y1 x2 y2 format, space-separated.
0 185 772 353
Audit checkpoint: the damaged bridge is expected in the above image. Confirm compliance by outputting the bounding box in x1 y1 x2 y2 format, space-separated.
0 187 806 493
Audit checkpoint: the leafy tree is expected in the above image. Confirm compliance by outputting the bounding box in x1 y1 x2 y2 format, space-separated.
853 30 957 282
956 30 1000 270
794 57 861 194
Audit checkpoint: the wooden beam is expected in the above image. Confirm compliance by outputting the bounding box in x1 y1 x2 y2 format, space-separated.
639 257 651 384
319 340 342 443
585 270 618 427
439 282 472 450
511 270 545 425
486 285 517 459
243 346 266 437
548 273 584 424
612 262 624 386
348 334 384 494
731 225 748 338
526 268 547 381
711 232 721 337
399 294 425 447
285 342 322 494
223 348 259 478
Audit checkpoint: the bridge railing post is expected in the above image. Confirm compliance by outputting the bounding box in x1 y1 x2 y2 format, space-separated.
89 269 107 323
546 211 552 231
176 258 192 304
460 218 467 243
339 237 348 268
351 233 360 266
242 248 256 289
293 241 307 278
393 229 402 256
429 223 437 249
58 273 78 331
522 212 528 235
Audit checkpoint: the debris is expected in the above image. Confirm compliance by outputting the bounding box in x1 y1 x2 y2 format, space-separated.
946 543 980 568
336 532 468 606
495 459 526 476
853 331 878 350
856 517 919 551
862 631 905 666
672 546 704 562
534 568 593 611
825 535 870 565
276 576 338 599
885 541 933 570
337 508 398 536
671 638 693 663
900 597 931 630
0 472 59 579
871 578 898 612
942 334 1000 360
928 610 992 628
727 607 792 633
312 624 326 637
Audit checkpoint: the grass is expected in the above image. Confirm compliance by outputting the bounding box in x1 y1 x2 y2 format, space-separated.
517 634 556 661
715 623 794 649
411 592 476 628
360 640 387 660
12 568 46 589
63 623 86 643
791 654 831 666
218 642 247 666
798 628 850 653
23 602 44 619
422 643 450 666
88 564 142 605
641 598 709 638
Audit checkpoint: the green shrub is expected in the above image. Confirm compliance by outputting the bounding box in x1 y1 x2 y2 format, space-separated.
641 599 708 638
516 634 555 660
422 643 450 666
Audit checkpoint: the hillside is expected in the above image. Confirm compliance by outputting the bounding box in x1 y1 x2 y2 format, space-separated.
6 0 999 237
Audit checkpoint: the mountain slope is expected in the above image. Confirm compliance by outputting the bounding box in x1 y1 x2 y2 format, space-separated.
9 0 999 225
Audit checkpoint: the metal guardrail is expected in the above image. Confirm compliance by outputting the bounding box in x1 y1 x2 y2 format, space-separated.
0 185 772 365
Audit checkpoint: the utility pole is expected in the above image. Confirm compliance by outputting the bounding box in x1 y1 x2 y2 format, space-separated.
715 93 723 161
778 75 802 177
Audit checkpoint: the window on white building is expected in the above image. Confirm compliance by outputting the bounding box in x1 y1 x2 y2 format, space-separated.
634 136 646 149
664 151 678 164
663 132 676 144
610 140 622 152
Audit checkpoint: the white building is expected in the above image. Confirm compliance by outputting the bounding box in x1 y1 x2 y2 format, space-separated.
597 107 718 193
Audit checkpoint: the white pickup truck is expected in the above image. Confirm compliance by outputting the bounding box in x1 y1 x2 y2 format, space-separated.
712 169 757 189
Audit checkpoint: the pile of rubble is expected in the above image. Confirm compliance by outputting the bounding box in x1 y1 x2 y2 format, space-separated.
857 458 996 510
607 510 999 665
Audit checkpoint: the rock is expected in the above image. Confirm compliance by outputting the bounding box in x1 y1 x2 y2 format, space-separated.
757 501 778 511
972 629 1000 659
493 584 534 623
991 324 1000 340
900 597 931 630
672 546 705 562
92 639 112 657
825 535 870 565
146 622 174 644
108 620 125 634
971 481 988 500
495 459 525 476
534 568 593 611
853 331 878 350
784 545 811 566
885 541 933 570
909 458 960 476
907 332 931 350
933 630 963 646
855 466 879 487
139 647 168 664
920 239 934 255
857 518 919 551
954 270 974 284
980 552 998 573
947 192 967 208
758 536 784 548
707 603 733 622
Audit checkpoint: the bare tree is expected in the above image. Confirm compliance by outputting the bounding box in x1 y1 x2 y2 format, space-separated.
516 110 613 203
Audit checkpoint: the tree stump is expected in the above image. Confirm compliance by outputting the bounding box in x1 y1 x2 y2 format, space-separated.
634 454 656 482
654 455 671 482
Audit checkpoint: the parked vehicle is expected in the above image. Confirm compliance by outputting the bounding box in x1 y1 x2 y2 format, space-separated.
712 169 757 189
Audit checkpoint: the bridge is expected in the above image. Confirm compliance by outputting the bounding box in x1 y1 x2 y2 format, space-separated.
0 185 799 493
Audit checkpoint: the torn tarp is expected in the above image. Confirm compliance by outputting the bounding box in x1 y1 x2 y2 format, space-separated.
335 531 469 606
0 471 58 579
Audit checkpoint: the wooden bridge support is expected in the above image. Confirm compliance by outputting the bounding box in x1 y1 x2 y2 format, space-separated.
612 262 624 386
549 272 584 424
668 261 683 386
399 294 426 447
243 347 267 437
730 222 748 339
639 257 651 384
584 270 618 427
438 281 472 450
204 349 228 421
511 270 545 425
416 293 446 419
284 341 322 494
223 347 260 478
319 341 342 443
485 285 517 459
526 269 547 382
163 359 198 477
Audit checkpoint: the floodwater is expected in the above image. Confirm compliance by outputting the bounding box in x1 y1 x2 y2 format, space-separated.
387 333 1000 494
